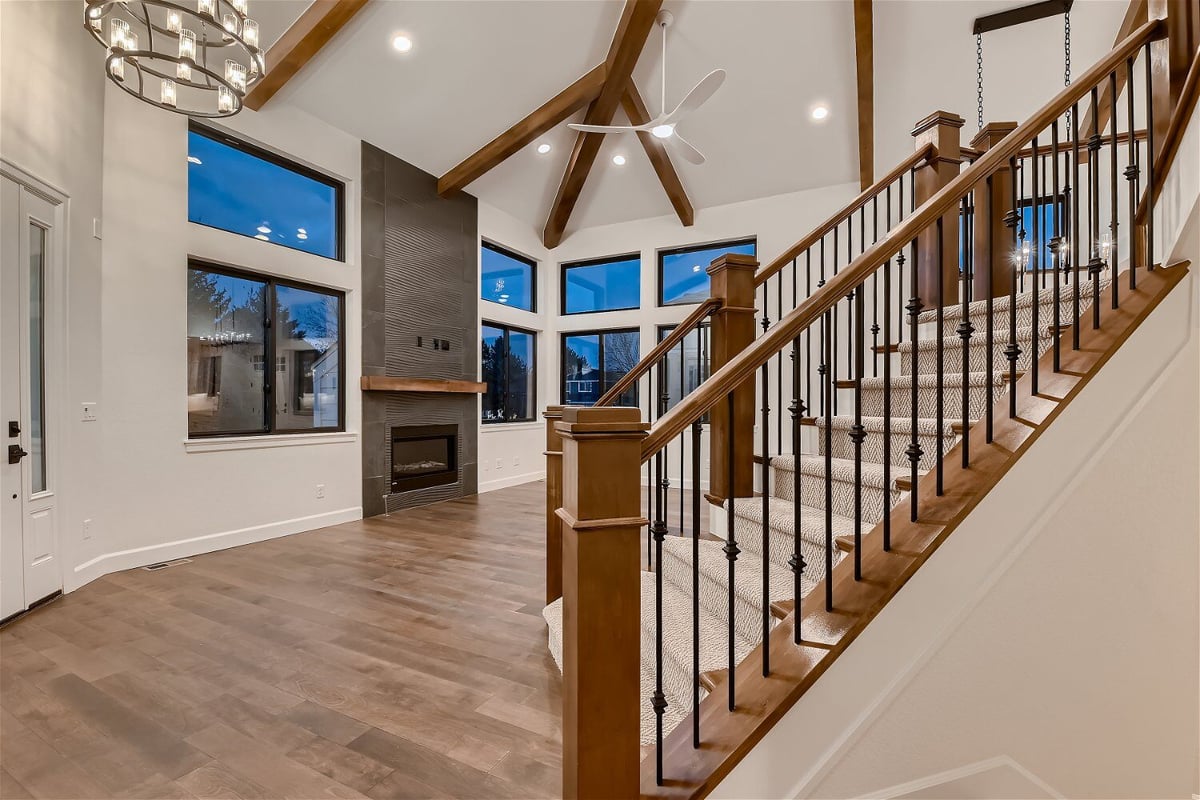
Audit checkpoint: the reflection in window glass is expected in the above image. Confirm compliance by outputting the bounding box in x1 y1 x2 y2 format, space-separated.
187 269 267 434
28 223 46 493
481 243 535 311
481 323 536 423
1017 197 1068 271
562 329 639 407
656 323 710 413
275 285 341 430
562 256 640 314
187 126 342 260
660 239 756 306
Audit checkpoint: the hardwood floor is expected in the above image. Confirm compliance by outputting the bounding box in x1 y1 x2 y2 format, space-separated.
0 482 562 799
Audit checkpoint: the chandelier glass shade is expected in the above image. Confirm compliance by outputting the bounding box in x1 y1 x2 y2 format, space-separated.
83 0 265 117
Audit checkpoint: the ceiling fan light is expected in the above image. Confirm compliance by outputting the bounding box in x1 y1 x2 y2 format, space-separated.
651 124 674 139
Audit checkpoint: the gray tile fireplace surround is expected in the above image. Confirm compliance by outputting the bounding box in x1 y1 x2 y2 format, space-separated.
361 142 479 516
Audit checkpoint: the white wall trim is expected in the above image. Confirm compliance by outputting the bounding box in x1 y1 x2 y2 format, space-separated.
863 755 1064 800
480 421 542 434
67 505 362 591
479 471 545 494
182 431 358 453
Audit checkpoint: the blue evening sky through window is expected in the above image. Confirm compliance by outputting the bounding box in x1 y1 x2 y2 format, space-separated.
187 130 339 260
661 240 756 306
563 334 600 372
563 257 640 314
481 244 534 310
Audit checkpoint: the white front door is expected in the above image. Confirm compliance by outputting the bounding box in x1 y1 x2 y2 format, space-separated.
0 173 62 620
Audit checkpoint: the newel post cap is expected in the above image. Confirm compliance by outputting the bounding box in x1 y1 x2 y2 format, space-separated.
556 406 649 439
970 121 1019 150
543 404 565 420
706 252 760 277
911 110 966 137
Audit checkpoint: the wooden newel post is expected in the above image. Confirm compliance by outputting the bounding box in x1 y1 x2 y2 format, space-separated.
556 406 648 800
706 253 759 505
970 121 1019 300
912 110 965 307
544 405 565 605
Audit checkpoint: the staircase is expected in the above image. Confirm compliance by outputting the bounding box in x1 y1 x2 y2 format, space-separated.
543 14 1198 800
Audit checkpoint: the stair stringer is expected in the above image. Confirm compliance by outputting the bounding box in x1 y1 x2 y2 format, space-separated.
708 263 1198 794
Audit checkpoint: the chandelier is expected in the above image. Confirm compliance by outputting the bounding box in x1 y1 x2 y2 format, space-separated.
83 0 265 117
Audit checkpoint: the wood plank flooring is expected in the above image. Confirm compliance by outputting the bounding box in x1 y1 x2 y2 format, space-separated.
0 482 562 799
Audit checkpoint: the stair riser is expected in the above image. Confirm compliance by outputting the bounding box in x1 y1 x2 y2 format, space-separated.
902 334 1048 375
661 547 775 646
928 291 1101 339
774 468 899 522
807 427 957 471
729 516 836 587
860 381 1005 419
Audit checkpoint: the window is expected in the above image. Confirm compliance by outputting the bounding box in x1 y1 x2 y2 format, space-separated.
481 242 536 311
481 323 537 424
659 238 756 306
656 323 710 413
187 262 344 436
960 197 1069 273
562 254 640 314
187 124 344 261
562 329 640 407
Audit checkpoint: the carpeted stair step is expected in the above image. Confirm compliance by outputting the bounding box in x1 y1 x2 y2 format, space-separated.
859 371 1008 419
660 535 793 646
805 415 960 471
770 454 904 523
899 324 1053 375
727 495 845 591
917 275 1110 338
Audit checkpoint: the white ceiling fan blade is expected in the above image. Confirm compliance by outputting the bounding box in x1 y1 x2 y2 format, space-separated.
661 69 726 125
568 118 662 134
670 131 705 165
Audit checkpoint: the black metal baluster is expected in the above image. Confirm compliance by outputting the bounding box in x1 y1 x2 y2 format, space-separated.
1018 158 1027 294
1109 69 1119 309
789 331 805 643
985 175 995 445
690 418 701 749
832 227 839 416
1125 56 1139 292
1031 137 1041 395
1145 41 1155 273
806 251 813 420
651 449 667 785
1088 85 1103 329
851 281 866 580
647 373 654 569
845 220 854 385
936 218 945 496
1051 119 1062 373
872 197 881 378
760 335 771 675
823 311 834 610
959 195 973 470
658 360 671 537
1040 152 1049 292
818 239 827 417
1071 102 1082 346
906 236 922 522
1006 156 1022 419
776 272 784 456
883 247 893 551
724 392 738 711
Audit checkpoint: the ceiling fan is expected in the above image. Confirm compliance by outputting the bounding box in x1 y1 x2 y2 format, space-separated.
568 10 724 165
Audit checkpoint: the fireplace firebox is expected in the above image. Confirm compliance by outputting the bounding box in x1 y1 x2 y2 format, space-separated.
391 424 458 492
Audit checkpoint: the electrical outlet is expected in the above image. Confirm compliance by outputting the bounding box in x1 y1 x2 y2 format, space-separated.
495 458 503 471
315 484 325 499
81 403 97 422
82 519 93 540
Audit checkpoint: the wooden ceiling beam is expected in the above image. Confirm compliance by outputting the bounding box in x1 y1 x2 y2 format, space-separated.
244 0 372 111
1076 0 1147 138
853 0 874 190
621 80 694 227
437 64 608 196
543 0 663 248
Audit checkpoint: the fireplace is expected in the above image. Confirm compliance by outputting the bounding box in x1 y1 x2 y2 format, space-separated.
391 424 458 492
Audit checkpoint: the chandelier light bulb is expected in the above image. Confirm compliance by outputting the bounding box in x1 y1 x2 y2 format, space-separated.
88 7 102 33
231 0 248 14
110 52 125 80
218 85 235 113
225 59 247 93
198 0 215 18
177 28 195 80
166 9 182 33
222 12 239 38
242 18 259 47
161 78 177 107
651 124 674 139
110 18 130 49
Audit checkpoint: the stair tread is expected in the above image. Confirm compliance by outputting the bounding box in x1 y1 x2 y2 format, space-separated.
642 568 756 683
771 453 908 489
730 494 858 544
806 414 963 435
860 370 1008 389
915 276 1111 325
896 324 1043 354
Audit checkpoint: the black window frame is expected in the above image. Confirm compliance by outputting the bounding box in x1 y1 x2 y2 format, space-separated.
186 258 347 438
560 327 641 407
657 237 757 308
187 122 347 262
481 240 538 313
481 321 538 425
560 253 641 316
655 321 712 416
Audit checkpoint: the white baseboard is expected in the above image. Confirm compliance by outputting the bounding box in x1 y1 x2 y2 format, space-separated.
67 506 362 592
865 754 1063 799
478 470 545 494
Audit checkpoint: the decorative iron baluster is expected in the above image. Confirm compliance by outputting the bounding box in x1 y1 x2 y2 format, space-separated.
872 197 881 378
1005 156 1023 419
958 194 973 470
690 418 701 749
936 217 945 496
851 281 866 580
1088 86 1103 329
883 192 894 551
789 331 805 641
1144 41 1155 273
823 311 834 610
1125 56 1139 292
832 227 839 416
724 392 738 711
1031 136 1041 394
776 271 784 455
985 174 995 445
1071 102 1082 346
1051 119 1063 373
906 237 922 522
651 448 667 785
760 338 771 675
1109 69 1119 309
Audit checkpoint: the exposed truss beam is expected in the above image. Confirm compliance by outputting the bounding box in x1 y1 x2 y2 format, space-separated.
621 81 694 227
853 0 874 189
244 0 371 111
543 0 663 248
437 64 608 196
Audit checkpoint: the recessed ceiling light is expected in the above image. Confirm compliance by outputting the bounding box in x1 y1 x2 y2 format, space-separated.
257 225 271 234
254 234 269 241
692 264 702 273
612 154 627 166
811 105 830 121
536 143 551 154
651 124 674 139
187 155 202 165
391 34 413 53
297 233 308 241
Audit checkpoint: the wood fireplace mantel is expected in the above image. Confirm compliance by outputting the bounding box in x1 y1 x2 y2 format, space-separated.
360 376 487 394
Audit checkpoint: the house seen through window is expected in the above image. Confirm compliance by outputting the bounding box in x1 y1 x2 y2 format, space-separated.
562 329 640 407
481 323 536 424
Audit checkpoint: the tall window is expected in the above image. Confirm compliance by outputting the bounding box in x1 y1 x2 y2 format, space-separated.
481 242 536 311
481 323 536 424
561 255 640 314
1016 196 1069 271
187 262 344 436
659 238 756 306
187 124 344 261
562 329 640 407
656 323 710 413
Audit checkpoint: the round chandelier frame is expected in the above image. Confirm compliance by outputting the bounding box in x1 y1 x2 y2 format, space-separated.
83 0 266 118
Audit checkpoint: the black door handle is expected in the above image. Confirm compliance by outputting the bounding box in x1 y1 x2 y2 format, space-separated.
8 444 28 464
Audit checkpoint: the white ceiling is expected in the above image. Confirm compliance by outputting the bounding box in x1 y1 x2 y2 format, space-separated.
270 0 861 240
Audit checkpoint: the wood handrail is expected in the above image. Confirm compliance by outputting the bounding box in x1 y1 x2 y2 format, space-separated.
963 128 1149 163
752 143 937 288
1136 46 1200 225
593 297 721 407
642 18 1164 461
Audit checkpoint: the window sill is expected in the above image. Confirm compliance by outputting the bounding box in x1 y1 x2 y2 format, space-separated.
183 431 358 453
480 421 542 433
